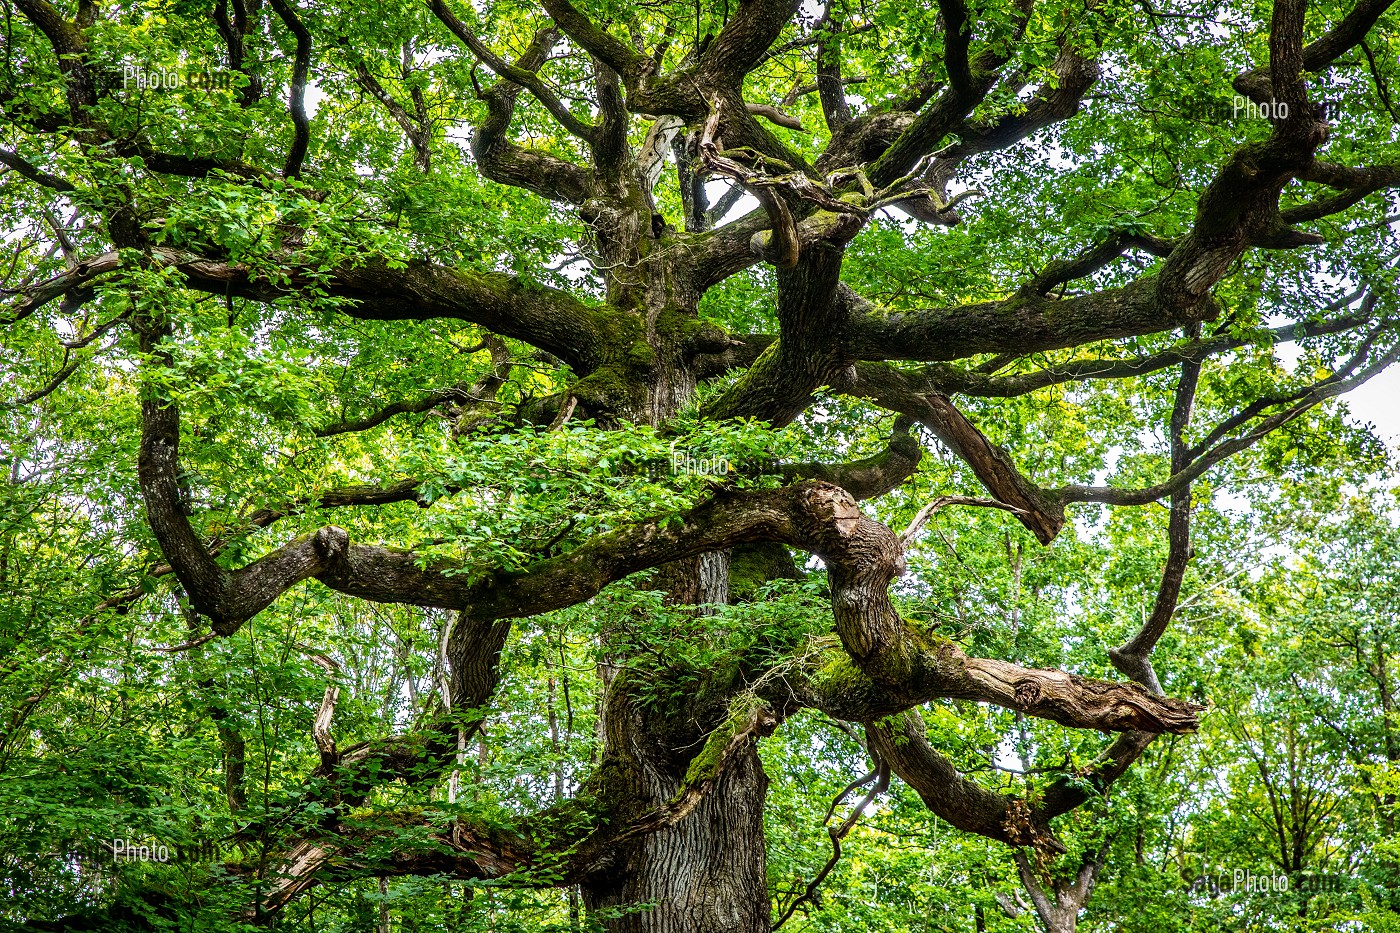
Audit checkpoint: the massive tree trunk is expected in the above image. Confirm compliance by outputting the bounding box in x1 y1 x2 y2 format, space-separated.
585 699 771 933
579 301 773 930
586 562 767 933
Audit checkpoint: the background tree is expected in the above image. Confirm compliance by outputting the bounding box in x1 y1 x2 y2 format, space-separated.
3 0 1400 930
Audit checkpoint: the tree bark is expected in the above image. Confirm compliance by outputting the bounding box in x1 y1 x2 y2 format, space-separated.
583 734 771 933
566 245 776 930
581 554 774 932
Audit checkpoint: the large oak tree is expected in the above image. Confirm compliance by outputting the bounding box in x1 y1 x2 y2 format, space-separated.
2 0 1398 929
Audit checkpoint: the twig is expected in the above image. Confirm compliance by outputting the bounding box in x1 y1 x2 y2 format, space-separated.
149 632 218 653
900 496 1030 547
774 756 890 929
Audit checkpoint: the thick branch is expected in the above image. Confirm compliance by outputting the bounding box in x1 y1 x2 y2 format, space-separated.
1108 358 1199 696
781 419 923 500
315 382 482 437
814 6 853 131
429 0 597 142
864 0 1033 187
0 147 76 192
1234 0 1399 104
845 278 1203 363
536 0 646 84
867 710 1059 849
904 311 1376 399
1057 336 1400 506
832 365 1066 543
938 0 974 98
139 395 358 634
267 0 312 178
352 63 431 172
699 0 802 86
468 27 594 205
16 248 614 374
1282 161 1400 223
12 0 97 121
1028 229 1175 296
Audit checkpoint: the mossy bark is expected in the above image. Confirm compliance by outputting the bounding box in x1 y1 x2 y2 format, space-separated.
582 679 771 933
574 248 775 933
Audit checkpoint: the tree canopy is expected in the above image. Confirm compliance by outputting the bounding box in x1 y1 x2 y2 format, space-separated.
2 0 1399 930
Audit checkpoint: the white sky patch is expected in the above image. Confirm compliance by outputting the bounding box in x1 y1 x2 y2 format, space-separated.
1333 365 1400 446
707 181 758 225
1270 312 1400 447
303 80 325 119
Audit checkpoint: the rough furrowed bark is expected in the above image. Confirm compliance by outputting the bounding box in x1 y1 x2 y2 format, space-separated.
582 690 777 933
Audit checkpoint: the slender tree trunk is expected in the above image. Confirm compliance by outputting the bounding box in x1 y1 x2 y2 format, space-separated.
1014 842 1109 933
